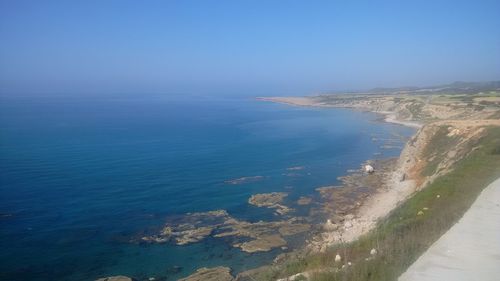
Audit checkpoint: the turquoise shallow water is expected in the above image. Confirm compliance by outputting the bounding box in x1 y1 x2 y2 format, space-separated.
0 94 414 281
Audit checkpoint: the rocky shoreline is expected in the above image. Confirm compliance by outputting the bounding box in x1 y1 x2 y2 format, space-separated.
127 97 419 281
97 90 500 281
256 96 424 252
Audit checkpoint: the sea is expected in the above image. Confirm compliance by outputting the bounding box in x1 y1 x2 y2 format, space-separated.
0 94 415 281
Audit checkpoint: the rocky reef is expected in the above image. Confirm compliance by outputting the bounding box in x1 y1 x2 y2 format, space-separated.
178 266 234 281
248 192 294 215
297 196 312 205
141 210 228 245
95 276 136 281
140 209 310 253
224 176 264 185
248 192 287 206
286 166 304 171
236 234 286 253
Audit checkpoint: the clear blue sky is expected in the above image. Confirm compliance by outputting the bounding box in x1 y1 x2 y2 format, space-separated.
1 0 499 96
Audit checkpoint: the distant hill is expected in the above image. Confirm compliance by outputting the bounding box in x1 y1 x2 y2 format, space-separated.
367 81 500 95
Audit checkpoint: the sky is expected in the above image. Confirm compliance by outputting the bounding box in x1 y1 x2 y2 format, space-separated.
0 0 499 96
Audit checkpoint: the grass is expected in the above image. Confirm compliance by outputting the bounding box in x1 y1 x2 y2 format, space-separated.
405 101 425 119
420 126 463 176
259 126 500 281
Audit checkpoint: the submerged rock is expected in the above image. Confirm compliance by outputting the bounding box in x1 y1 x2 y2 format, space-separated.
140 208 310 253
141 210 229 245
297 196 312 205
286 166 305 171
95 276 135 281
236 234 287 253
174 226 213 245
166 265 183 274
178 266 234 281
224 176 264 185
249 192 295 215
278 223 311 236
248 192 287 207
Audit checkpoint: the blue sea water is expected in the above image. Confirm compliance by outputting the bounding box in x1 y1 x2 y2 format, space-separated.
0 94 414 281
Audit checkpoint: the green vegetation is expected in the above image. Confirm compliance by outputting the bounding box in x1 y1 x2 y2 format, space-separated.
405 101 425 119
420 126 462 176
260 126 500 281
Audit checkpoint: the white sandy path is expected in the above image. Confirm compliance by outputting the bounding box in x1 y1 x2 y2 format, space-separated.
399 177 500 281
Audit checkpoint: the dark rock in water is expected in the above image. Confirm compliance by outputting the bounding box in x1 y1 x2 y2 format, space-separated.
95 276 136 281
248 192 294 215
166 265 183 274
235 234 287 253
0 213 13 220
224 176 264 185
140 209 310 253
297 196 312 205
178 266 234 281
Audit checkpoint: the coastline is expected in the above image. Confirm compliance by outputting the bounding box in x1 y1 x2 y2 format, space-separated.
380 111 422 128
255 94 500 281
257 96 421 252
166 97 420 281
257 97 423 129
107 94 499 281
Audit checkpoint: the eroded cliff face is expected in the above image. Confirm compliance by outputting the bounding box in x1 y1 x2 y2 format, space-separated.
313 94 499 124
262 93 500 126
401 120 500 190
302 119 500 255
247 92 500 281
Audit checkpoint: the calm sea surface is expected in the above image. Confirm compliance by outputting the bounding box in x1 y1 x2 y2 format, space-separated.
0 94 414 280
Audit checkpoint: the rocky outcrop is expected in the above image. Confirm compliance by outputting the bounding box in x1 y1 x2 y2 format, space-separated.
140 209 310 253
248 192 287 207
297 196 312 205
364 165 374 173
178 266 234 281
95 276 135 281
236 234 287 253
248 192 294 215
224 176 264 185
141 210 227 245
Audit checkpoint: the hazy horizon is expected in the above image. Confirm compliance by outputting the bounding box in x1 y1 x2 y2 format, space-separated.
1 0 500 96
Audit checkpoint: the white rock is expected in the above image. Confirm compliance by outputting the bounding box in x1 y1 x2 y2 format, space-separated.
370 248 377 255
277 272 308 281
335 254 342 262
324 219 337 231
365 165 374 173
